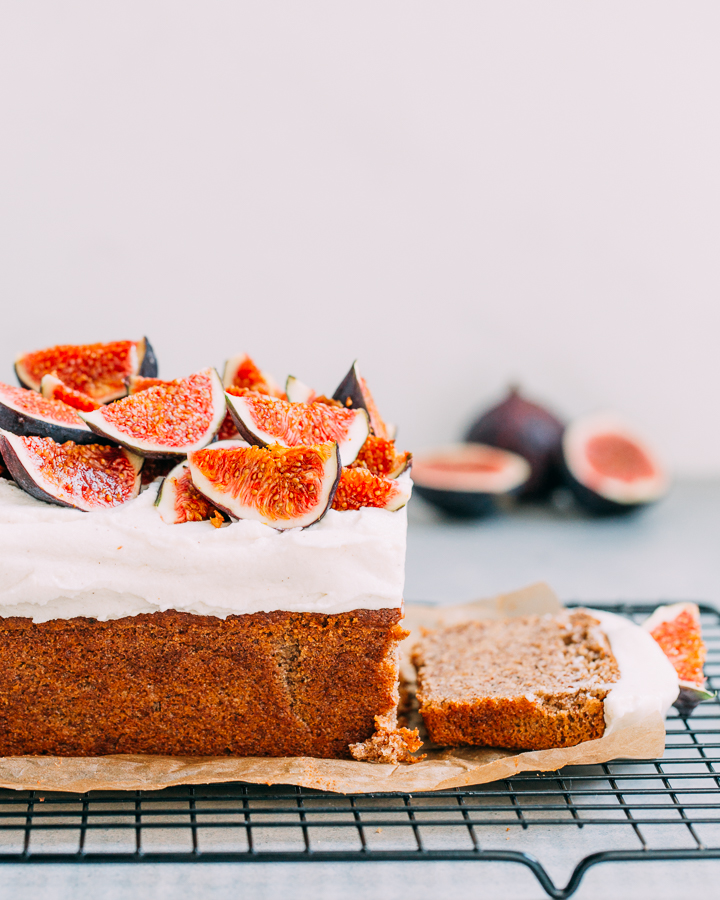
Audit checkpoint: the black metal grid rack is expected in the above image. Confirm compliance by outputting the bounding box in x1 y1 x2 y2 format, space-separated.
1 602 718 899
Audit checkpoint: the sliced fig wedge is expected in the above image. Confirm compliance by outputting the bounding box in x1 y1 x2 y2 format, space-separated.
15 338 157 404
188 441 341 529
350 434 412 479
222 353 284 397
156 440 249 525
332 467 411 512
0 381 101 445
0 430 143 511
156 460 221 525
40 374 100 412
226 389 369 465
644 602 714 715
80 368 227 457
332 361 390 440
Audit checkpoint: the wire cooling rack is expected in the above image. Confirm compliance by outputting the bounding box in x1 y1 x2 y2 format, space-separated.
0 602 718 899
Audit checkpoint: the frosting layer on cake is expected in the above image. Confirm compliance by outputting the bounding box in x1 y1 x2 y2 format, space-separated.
0 479 407 622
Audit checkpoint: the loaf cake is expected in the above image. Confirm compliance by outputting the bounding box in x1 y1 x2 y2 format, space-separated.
412 611 621 750
0 344 418 761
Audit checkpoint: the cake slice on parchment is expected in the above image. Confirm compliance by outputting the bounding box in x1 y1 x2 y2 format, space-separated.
411 611 621 750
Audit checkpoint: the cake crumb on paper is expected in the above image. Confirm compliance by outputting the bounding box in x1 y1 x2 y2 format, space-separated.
349 714 424 764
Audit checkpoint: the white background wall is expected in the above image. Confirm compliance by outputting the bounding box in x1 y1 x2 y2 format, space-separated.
1 2 718 475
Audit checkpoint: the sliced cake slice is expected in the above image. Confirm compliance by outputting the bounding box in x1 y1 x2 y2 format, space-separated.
412 611 620 750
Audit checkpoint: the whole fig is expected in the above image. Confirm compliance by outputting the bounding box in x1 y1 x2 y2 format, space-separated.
466 386 564 498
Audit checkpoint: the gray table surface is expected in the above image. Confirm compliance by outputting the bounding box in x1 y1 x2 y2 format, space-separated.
3 479 719 900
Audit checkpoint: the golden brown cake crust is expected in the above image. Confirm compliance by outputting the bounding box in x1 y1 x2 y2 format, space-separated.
412 611 620 751
0 608 408 759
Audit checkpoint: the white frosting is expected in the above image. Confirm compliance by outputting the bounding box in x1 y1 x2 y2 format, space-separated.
585 608 679 733
0 479 407 622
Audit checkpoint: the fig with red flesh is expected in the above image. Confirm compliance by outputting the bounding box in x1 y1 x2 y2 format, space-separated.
15 338 157 404
350 434 412 479
188 441 341 529
226 389 369 465
466 386 564 498
156 460 222 525
222 353 284 397
40 374 100 412
0 381 102 445
156 440 248 524
80 368 227 457
411 443 531 517
125 373 240 445
332 467 411 512
332 361 390 440
0 431 142 511
644 603 714 715
561 412 668 515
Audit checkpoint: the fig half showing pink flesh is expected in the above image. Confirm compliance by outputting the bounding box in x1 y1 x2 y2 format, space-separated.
80 368 228 457
225 391 369 465
188 441 341 530
561 412 669 515
411 443 531 517
0 430 143 511
0 381 102 445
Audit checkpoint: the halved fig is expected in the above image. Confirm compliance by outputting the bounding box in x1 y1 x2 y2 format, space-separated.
644 603 714 715
0 431 142 511
127 375 171 394
222 353 284 397
332 361 389 440
332 467 411 512
80 368 227 457
562 412 668 515
0 381 100 445
188 441 340 529
40 374 100 412
350 434 412 479
285 376 316 404
225 389 369 465
411 443 531 517
15 338 157 404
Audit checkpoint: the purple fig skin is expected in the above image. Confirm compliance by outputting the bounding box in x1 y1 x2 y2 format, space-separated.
139 337 158 379
466 387 564 498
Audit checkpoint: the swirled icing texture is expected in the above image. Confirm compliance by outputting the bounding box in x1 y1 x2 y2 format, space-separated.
0 479 406 622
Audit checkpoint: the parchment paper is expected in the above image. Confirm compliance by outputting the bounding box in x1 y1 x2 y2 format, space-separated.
0 583 666 794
